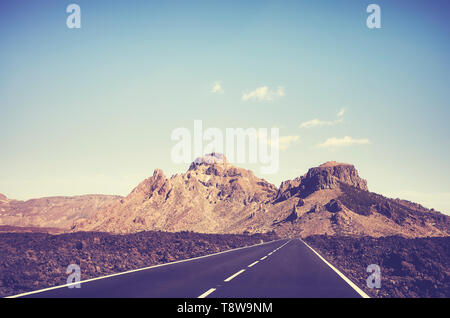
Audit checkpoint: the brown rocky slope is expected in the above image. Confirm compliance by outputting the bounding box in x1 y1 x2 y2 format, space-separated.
74 153 277 233
73 154 450 238
0 194 121 231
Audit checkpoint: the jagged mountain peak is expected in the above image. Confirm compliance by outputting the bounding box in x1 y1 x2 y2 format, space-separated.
192 153 227 165
127 169 168 199
18 157 446 239
318 161 353 168
73 154 278 233
188 153 233 174
187 153 267 183
0 193 8 202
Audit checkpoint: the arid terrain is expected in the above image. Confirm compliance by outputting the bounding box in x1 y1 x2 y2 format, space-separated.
0 194 120 231
305 235 450 298
1 155 449 298
2 155 448 238
72 155 449 238
0 230 277 298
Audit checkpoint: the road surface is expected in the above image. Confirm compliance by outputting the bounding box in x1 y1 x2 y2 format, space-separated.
13 239 368 298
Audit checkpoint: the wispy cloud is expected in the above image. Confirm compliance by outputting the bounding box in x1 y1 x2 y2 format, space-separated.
278 135 300 150
300 108 346 128
300 118 335 129
211 81 224 94
242 86 285 102
317 136 370 148
256 131 300 151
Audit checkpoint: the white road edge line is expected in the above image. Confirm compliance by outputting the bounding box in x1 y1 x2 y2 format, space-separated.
224 269 246 282
260 256 267 260
300 239 370 299
6 238 286 298
248 261 259 268
198 288 216 298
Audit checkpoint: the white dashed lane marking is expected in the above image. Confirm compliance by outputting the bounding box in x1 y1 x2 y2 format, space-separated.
198 288 216 298
248 261 259 268
224 269 246 282
197 240 292 298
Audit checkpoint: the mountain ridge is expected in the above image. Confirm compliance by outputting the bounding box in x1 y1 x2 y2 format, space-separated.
1 155 448 238
72 155 449 238
0 194 121 230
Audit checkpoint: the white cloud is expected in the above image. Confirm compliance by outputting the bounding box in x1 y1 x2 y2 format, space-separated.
242 86 285 102
211 81 224 94
317 136 370 148
278 135 300 150
300 119 335 129
256 131 300 151
300 108 346 128
337 108 346 118
276 86 285 97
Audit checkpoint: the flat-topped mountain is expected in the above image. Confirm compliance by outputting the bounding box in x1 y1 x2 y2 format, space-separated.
73 156 449 238
275 161 368 202
318 161 352 168
268 161 448 238
2 155 449 238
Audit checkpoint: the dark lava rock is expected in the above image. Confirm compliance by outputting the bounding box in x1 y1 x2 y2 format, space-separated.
0 231 278 297
305 235 450 298
337 183 450 230
325 199 343 213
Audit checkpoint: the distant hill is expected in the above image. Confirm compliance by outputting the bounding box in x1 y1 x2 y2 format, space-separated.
0 194 121 231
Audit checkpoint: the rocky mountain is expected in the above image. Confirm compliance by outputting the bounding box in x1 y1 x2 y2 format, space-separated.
0 194 121 231
274 161 368 202
266 162 449 238
1 154 448 237
73 153 277 233
72 155 450 238
0 193 8 202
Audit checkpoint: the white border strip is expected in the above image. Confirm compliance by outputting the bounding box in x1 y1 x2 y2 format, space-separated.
6 238 284 298
300 239 370 298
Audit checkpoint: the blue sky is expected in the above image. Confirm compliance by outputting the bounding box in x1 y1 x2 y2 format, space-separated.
1 0 449 213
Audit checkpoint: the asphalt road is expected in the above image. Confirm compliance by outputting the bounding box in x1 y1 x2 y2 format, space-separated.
17 239 366 298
